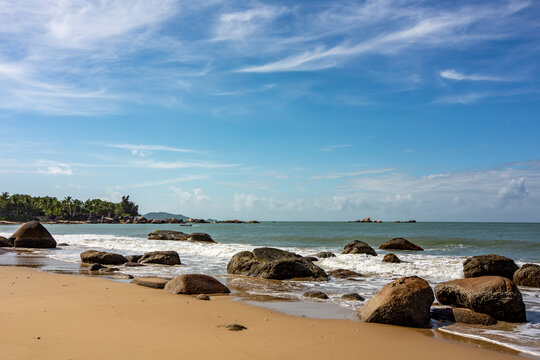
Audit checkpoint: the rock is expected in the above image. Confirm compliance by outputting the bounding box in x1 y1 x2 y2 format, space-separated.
303 256 318 262
328 269 362 279
196 294 210 301
138 251 181 265
303 291 329 300
360 217 372 222
379 238 423 251
80 250 127 265
463 254 519 279
148 230 188 241
131 276 171 289
0 236 13 247
124 262 145 267
342 240 377 256
125 255 143 263
407 220 416 223
9 221 57 248
312 252 335 259
110 273 133 280
220 324 247 331
431 307 497 326
513 264 540 287
434 276 526 323
57 243 69 246
98 267 119 273
383 254 401 263
247 220 259 223
164 274 230 294
342 293 365 301
89 263 105 271
187 233 216 243
359 276 434 328
227 248 328 280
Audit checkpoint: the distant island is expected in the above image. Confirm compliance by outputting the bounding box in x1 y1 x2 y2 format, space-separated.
143 212 189 221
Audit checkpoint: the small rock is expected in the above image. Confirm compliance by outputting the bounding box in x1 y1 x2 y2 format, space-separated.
165 274 230 294
328 269 362 279
124 262 145 267
342 240 377 256
138 251 181 265
303 291 329 300
379 238 423 251
382 254 401 263
220 324 247 331
131 277 171 289
196 294 210 301
312 252 335 259
57 243 69 246
80 250 127 265
125 255 143 263
89 263 104 271
341 293 365 301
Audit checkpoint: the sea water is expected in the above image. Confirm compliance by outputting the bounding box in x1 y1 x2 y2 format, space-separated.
1 222 539 356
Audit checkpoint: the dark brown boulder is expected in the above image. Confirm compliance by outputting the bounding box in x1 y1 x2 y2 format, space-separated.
80 250 127 265
379 238 423 251
131 276 171 289
227 247 328 280
187 233 216 243
124 262 145 267
359 276 434 328
434 276 526 323
9 221 56 248
312 251 335 259
463 254 518 279
383 253 401 263
148 230 188 241
513 264 540 287
89 263 105 271
303 291 329 300
125 255 143 263
342 293 365 301
164 274 230 294
0 236 13 247
342 240 377 256
138 251 181 265
431 307 497 325
328 269 362 279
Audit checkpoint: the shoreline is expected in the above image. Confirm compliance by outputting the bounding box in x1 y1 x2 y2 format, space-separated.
0 264 526 360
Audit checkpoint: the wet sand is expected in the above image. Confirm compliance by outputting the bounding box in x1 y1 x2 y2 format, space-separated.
0 263 525 360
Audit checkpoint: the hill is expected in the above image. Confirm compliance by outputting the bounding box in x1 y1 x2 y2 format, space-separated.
143 212 189 221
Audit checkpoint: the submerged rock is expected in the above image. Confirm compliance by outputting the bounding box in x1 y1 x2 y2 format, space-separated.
463 254 518 280
165 274 230 294
342 240 377 256
342 293 365 301
0 236 13 247
80 250 127 265
303 291 329 300
513 264 540 287
187 233 216 243
131 276 171 289
431 307 497 326
138 251 181 265
434 276 526 323
328 269 362 279
359 276 434 328
382 253 401 263
9 221 56 248
125 255 143 263
227 247 328 281
379 238 423 251
312 251 336 259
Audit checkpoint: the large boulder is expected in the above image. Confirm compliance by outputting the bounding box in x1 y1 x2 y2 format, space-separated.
342 240 377 256
463 254 518 279
164 274 230 294
187 233 216 243
513 264 540 287
227 247 328 280
80 250 127 265
138 251 181 265
434 276 526 323
358 276 434 328
379 238 423 251
0 236 13 247
9 221 56 248
148 230 188 241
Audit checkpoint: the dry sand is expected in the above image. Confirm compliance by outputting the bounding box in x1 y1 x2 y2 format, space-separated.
0 267 523 360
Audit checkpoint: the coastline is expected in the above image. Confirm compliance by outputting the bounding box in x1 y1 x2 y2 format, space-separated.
0 265 525 360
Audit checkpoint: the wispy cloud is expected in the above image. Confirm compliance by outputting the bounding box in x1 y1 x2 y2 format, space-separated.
126 175 208 188
133 159 240 169
99 143 203 154
320 144 351 152
440 70 509 82
309 168 395 180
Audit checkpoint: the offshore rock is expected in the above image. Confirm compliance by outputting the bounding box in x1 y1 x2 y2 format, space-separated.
342 240 377 256
434 276 526 323
463 254 519 279
379 238 423 251
359 276 434 328
9 222 56 248
382 253 401 263
148 230 188 241
227 247 328 280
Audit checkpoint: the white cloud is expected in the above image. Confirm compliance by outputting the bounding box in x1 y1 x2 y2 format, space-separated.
101 143 202 154
128 175 208 188
170 186 210 205
440 70 508 82
496 177 529 207
133 159 240 170
309 168 395 180
36 161 73 175
320 144 351 152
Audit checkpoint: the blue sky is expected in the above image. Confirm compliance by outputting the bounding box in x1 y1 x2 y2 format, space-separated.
0 0 539 221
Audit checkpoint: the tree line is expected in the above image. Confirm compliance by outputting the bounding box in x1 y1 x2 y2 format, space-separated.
0 193 139 221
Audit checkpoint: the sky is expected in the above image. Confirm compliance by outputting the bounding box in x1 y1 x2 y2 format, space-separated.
0 0 539 222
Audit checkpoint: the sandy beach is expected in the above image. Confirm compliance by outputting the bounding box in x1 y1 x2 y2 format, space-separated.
0 266 525 360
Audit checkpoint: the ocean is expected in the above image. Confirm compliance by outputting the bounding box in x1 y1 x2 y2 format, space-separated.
1 221 539 356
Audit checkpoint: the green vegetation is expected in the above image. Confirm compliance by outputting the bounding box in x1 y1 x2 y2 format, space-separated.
0 193 139 221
